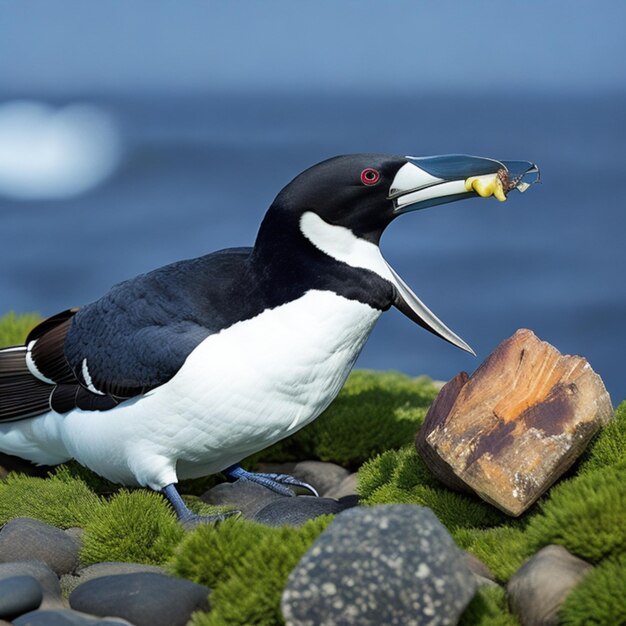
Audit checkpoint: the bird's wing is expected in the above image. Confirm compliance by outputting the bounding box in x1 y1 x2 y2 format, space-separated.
64 247 256 398
0 308 125 420
0 247 255 420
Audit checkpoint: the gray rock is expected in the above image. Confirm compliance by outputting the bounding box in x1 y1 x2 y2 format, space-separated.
200 479 282 517
61 562 167 597
69 572 210 626
0 518 79 576
0 575 43 621
507 545 593 626
257 461 351 496
14 608 134 625
0 561 64 609
336 494 360 509
252 496 347 527
282 505 476 626
323 473 358 499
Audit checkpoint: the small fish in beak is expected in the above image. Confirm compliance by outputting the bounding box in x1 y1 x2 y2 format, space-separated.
465 164 541 202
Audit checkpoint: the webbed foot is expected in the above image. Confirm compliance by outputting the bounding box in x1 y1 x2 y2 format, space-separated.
222 464 319 497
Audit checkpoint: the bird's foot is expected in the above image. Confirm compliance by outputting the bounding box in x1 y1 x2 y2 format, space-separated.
222 464 319 497
162 483 240 528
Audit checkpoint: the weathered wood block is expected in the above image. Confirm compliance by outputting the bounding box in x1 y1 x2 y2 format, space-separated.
416 329 613 516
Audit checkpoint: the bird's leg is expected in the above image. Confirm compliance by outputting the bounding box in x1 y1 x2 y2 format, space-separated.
161 483 238 528
222 464 319 497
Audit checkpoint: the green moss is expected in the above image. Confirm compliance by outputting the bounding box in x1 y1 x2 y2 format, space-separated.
0 467 103 528
368 482 505 530
169 517 281 589
81 490 185 566
0 311 42 347
524 463 626 563
559 553 626 626
358 445 439 498
453 525 534 582
358 446 507 531
247 370 439 469
170 516 332 626
459 585 520 626
577 400 626 474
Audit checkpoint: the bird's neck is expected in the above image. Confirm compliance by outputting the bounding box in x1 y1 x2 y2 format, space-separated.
250 207 395 312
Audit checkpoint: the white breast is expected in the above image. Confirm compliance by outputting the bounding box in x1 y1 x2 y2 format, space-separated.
0 290 381 489
159 289 381 478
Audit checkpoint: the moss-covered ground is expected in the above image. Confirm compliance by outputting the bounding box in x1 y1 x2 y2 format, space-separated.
1 311 624 625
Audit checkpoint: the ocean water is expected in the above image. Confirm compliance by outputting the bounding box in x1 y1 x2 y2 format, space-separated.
1 91 624 402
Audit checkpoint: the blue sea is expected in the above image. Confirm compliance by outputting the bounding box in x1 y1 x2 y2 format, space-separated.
1 91 625 402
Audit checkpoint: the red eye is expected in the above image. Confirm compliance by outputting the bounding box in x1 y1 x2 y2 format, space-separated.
360 168 380 186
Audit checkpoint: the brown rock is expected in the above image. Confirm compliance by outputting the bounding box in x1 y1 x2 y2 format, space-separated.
416 329 613 516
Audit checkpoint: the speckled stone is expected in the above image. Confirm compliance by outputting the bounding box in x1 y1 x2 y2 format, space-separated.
0 518 79 576
0 561 64 609
0 575 43 621
69 572 210 626
252 496 350 527
507 545 593 626
282 505 476 626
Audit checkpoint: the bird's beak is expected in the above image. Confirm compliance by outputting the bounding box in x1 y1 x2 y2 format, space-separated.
389 154 540 214
384 154 539 355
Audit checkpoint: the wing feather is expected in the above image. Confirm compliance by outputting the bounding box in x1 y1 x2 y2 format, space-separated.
0 347 53 420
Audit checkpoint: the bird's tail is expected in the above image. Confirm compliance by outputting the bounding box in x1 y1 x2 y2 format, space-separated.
0 345 52 421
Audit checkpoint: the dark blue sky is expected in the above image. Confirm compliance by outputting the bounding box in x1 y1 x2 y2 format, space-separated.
1 1 625 95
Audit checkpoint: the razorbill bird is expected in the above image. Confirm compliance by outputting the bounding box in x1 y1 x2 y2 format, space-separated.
0 154 538 525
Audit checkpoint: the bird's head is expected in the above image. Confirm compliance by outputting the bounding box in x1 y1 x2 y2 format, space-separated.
255 153 539 353
270 153 538 243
